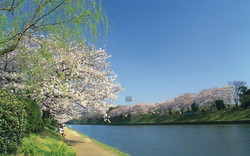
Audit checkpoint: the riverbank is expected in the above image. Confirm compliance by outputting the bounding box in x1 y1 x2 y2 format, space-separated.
70 107 250 125
64 127 129 156
15 127 128 156
113 107 250 125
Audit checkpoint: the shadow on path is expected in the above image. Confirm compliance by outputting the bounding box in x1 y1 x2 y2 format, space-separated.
65 139 85 146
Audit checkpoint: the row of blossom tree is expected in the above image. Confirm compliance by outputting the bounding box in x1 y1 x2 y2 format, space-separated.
0 34 122 121
108 84 245 118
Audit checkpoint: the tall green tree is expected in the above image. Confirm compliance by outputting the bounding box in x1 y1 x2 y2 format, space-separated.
240 88 250 108
0 0 108 55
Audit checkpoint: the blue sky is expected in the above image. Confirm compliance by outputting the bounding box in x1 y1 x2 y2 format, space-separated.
102 0 250 105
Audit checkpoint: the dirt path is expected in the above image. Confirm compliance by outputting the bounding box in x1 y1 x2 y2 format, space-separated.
64 127 125 156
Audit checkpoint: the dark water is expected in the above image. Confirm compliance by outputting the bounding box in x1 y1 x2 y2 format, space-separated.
69 124 250 156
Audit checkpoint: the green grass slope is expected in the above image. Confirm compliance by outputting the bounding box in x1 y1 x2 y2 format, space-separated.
16 127 76 156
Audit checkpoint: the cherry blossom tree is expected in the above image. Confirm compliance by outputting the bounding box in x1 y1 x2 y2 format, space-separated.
108 103 153 118
108 85 234 118
174 93 195 114
155 100 176 115
108 105 130 118
0 35 122 120
195 86 233 109
129 103 152 116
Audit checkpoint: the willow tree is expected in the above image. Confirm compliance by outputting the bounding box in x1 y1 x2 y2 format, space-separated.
0 0 108 55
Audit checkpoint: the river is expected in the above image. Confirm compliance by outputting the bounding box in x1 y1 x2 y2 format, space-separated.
69 124 250 156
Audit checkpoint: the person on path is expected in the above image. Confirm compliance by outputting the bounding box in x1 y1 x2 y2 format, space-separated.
59 126 66 137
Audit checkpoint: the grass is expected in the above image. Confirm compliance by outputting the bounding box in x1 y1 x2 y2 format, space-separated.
3 126 128 156
16 127 76 156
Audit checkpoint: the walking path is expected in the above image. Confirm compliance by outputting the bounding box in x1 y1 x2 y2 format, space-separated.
64 127 128 156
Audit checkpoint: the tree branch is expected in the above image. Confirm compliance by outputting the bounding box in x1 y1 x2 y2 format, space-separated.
0 0 24 12
0 0 67 56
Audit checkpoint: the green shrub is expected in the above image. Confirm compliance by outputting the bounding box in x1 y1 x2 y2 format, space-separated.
240 89 250 108
43 118 59 130
215 100 225 110
241 95 250 108
0 88 27 154
191 102 199 112
18 97 43 133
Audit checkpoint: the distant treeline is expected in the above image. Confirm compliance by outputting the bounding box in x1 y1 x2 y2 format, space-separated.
68 83 250 125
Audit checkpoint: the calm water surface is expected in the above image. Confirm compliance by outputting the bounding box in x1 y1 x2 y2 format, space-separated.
69 124 250 156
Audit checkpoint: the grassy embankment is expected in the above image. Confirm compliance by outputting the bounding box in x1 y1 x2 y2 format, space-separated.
15 127 76 156
109 107 250 125
8 127 128 156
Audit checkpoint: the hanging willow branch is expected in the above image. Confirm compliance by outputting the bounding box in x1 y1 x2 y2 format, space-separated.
0 0 108 55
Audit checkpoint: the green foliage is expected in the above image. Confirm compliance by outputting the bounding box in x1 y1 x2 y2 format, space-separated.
215 100 225 110
239 86 248 99
108 106 119 112
18 97 43 133
43 118 59 130
191 102 199 112
240 89 250 108
241 95 250 108
0 0 108 55
0 88 27 154
17 128 76 156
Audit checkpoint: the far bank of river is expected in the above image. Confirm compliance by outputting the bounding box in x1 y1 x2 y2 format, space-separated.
69 124 250 156
69 107 250 125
